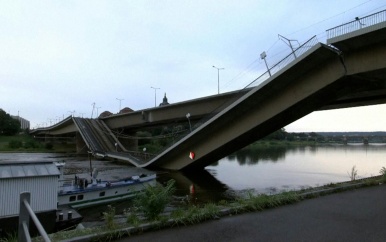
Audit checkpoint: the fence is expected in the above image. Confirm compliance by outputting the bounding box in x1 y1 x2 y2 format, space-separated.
326 9 386 39
18 192 51 242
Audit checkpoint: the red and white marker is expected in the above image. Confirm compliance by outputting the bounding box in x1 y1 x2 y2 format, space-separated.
189 151 195 160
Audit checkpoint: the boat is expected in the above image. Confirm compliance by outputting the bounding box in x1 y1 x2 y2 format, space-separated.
56 162 157 209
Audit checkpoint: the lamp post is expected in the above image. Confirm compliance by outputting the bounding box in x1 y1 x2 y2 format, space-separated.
260 52 271 76
212 66 224 94
186 113 192 132
151 87 160 107
116 98 123 113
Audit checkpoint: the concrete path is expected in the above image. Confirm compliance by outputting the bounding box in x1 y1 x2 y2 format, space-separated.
117 184 386 242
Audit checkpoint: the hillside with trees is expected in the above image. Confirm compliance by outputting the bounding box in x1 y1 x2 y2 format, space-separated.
0 109 20 135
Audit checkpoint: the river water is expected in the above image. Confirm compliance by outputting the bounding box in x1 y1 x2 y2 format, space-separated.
1 144 386 221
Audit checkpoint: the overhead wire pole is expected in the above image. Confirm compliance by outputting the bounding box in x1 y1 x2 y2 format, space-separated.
278 34 300 59
212 66 224 94
151 86 160 107
116 98 124 113
91 102 95 118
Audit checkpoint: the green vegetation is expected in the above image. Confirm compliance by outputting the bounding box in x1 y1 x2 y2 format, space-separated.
348 165 359 181
0 134 75 153
380 167 386 183
0 232 17 242
171 203 220 225
133 179 176 220
0 109 20 136
103 205 117 230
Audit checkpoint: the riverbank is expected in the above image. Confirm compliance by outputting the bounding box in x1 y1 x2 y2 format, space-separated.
41 174 386 242
0 134 76 153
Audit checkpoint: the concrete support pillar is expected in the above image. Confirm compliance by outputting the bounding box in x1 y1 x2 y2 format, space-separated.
118 134 138 151
363 137 369 145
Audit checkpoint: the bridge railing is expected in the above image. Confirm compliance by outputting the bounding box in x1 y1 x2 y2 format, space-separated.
245 35 318 89
326 9 386 40
18 192 51 242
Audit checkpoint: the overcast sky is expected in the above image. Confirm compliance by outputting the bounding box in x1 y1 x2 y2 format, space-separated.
1 0 385 131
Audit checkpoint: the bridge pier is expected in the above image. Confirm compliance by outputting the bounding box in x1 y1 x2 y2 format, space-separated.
118 134 138 152
342 136 348 145
363 137 369 145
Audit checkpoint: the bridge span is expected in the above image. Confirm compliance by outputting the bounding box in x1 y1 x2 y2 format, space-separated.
31 10 386 170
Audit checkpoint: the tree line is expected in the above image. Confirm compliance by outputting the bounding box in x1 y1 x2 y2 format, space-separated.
0 109 20 135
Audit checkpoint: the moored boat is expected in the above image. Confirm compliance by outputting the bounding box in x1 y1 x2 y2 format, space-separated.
56 163 157 209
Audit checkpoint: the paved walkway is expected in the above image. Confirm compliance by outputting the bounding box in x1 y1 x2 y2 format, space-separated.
117 184 386 242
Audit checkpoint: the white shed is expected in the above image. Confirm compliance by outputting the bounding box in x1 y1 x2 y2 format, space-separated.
0 161 60 217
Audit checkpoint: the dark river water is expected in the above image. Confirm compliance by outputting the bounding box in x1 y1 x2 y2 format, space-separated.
2 144 386 222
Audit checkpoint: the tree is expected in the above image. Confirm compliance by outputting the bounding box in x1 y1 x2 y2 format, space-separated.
264 128 287 140
0 109 20 135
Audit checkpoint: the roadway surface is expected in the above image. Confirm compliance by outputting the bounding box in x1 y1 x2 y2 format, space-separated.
117 184 386 242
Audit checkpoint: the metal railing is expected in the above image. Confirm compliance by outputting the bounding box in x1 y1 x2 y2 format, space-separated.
246 35 319 89
326 9 386 39
18 192 51 242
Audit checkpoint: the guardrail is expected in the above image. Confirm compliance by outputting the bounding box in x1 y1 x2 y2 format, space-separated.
246 35 319 89
18 192 51 242
326 9 386 39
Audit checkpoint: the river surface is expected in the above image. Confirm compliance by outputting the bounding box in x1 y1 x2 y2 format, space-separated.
2 144 386 222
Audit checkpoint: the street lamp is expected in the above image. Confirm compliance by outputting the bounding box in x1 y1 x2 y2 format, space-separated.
116 98 124 113
260 52 271 77
212 66 224 94
151 87 160 107
186 113 192 132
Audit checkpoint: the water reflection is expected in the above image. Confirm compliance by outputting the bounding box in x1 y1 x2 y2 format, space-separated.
157 169 234 202
221 144 386 166
2 144 386 223
228 146 288 165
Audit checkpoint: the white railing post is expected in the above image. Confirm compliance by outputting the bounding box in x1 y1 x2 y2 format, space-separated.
18 192 51 242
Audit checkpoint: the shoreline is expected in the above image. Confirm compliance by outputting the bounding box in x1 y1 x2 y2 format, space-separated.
50 174 386 242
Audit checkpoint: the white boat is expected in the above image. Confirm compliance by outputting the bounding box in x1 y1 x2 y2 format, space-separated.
56 163 157 209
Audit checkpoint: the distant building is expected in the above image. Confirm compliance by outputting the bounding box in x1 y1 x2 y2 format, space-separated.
11 116 30 130
159 93 170 106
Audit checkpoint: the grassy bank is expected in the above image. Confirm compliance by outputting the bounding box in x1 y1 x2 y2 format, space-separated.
0 134 76 153
30 173 386 242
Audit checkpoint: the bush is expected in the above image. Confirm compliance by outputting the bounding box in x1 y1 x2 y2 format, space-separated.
134 179 175 220
45 142 54 150
24 140 39 149
103 205 116 230
8 140 22 149
380 167 386 183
